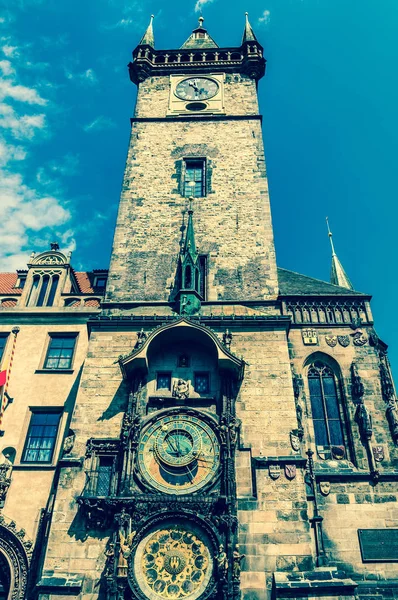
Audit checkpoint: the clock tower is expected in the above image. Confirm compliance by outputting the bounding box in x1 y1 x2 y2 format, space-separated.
107 14 278 306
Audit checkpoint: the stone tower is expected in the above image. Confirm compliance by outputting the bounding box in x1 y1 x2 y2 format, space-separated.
2 12 397 600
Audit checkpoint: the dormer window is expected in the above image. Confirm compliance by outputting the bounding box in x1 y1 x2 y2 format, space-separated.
94 276 107 288
27 273 59 307
15 276 26 289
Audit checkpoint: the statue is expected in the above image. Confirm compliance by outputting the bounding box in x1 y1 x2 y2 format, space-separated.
355 402 373 440
104 542 115 576
173 378 189 400
117 530 136 577
216 544 228 580
232 544 245 581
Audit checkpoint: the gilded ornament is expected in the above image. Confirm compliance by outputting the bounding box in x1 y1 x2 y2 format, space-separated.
132 527 211 599
325 335 337 348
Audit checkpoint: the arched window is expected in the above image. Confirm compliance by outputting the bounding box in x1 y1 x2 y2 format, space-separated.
27 275 40 306
46 275 59 306
308 361 344 449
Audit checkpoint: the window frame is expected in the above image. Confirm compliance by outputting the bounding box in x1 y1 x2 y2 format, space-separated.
0 334 9 363
156 372 172 391
194 372 210 395
21 408 63 464
41 333 78 372
183 158 206 198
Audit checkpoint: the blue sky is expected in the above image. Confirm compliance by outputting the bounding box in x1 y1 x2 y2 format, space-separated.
0 0 397 371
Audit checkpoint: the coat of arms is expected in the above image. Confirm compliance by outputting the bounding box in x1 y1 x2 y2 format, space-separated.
353 331 368 347
269 465 281 480
338 335 350 347
302 329 318 345
372 446 384 463
319 481 331 496
284 464 296 480
325 335 337 347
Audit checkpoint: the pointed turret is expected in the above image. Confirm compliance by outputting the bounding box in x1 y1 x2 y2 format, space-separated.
180 16 218 49
173 199 202 316
326 218 354 290
242 12 258 44
139 14 155 47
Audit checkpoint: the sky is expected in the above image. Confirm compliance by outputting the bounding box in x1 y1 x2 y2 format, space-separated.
0 0 397 371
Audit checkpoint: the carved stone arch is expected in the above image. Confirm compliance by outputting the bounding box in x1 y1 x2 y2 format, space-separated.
303 350 342 378
30 251 68 266
0 517 31 600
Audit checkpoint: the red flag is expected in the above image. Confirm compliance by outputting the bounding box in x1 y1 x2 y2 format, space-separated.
0 370 6 387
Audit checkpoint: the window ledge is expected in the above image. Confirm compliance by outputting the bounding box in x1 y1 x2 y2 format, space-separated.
13 463 57 470
35 368 74 374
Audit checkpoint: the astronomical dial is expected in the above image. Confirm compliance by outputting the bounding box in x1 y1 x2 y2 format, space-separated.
175 77 219 101
137 414 220 495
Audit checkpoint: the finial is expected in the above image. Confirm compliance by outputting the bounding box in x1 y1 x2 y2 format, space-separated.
326 217 336 256
139 14 155 47
242 11 257 43
50 241 59 251
198 16 204 27
188 196 194 214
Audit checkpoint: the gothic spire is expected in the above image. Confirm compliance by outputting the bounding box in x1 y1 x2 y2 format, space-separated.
139 14 155 47
326 218 354 290
242 12 258 44
182 199 198 261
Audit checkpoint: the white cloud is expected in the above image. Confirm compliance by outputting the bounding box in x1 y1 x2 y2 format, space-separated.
83 116 116 133
258 10 271 24
0 80 47 105
0 104 46 139
0 137 26 166
2 44 18 58
194 0 215 12
64 67 98 85
0 60 14 76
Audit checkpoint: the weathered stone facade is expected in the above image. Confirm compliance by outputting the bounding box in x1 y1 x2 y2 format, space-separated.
1 14 398 600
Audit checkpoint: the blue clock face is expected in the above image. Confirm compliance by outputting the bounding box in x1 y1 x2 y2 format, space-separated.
175 77 219 101
137 414 220 495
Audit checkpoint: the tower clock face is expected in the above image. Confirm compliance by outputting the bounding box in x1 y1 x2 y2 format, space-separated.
137 414 220 494
175 77 219 101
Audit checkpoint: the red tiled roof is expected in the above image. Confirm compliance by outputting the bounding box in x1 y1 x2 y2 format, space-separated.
0 273 23 295
74 271 95 293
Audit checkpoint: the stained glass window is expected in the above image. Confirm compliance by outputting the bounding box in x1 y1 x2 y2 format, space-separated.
157 373 172 390
195 372 210 394
44 335 77 370
22 411 61 463
308 362 344 448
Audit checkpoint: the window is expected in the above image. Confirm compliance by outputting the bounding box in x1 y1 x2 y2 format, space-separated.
199 255 207 300
94 276 107 288
44 335 77 370
15 275 26 289
195 372 210 394
184 159 206 197
157 373 172 390
0 335 8 362
22 411 61 463
308 362 344 449
94 456 114 496
27 273 59 307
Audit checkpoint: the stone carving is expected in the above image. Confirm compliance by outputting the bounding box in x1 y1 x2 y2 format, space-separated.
290 431 301 452
216 544 228 580
338 335 350 347
386 401 398 444
104 541 116 576
302 328 318 345
269 465 280 480
355 402 373 440
134 329 147 349
353 331 368 346
351 362 364 402
62 429 75 455
284 464 296 480
0 454 12 506
232 545 245 582
325 335 337 347
222 329 232 351
117 530 136 577
172 378 190 400
319 481 331 496
330 445 345 460
291 365 304 439
380 361 395 402
372 446 385 463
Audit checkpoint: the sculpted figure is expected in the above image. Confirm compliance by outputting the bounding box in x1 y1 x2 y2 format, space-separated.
216 544 228 579
117 530 136 576
232 545 245 581
173 378 189 400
